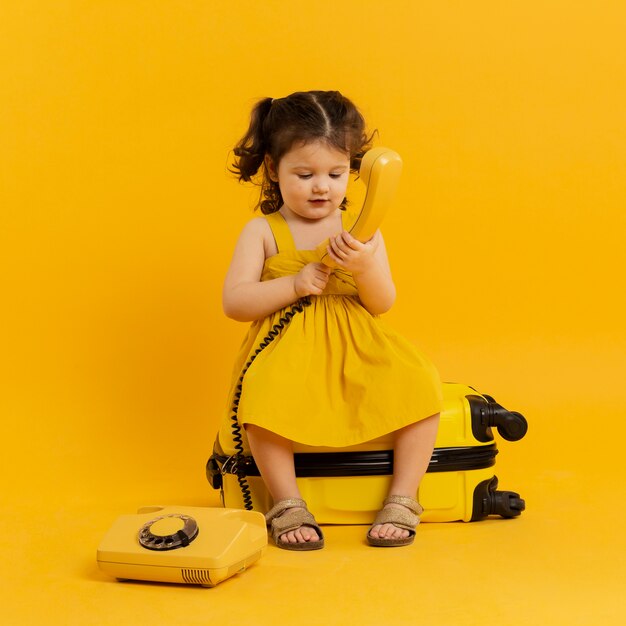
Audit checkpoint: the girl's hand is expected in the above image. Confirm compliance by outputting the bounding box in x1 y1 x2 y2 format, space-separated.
294 262 332 297
326 230 379 275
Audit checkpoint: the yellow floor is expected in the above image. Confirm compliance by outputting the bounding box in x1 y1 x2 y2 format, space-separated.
3 401 625 626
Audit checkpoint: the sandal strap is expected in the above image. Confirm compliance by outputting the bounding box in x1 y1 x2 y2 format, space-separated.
371 496 423 532
383 495 424 516
265 498 307 524
264 499 323 543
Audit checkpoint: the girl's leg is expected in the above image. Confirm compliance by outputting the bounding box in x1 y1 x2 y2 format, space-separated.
369 413 440 541
245 424 320 545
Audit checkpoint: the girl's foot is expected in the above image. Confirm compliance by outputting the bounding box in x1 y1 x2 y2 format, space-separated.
367 495 423 547
276 506 321 544
369 502 412 541
265 498 324 551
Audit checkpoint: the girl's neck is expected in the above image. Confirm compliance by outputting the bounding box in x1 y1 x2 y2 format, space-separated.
279 206 344 250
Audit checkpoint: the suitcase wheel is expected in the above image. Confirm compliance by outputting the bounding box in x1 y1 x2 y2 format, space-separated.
494 409 528 442
472 476 526 521
490 489 526 518
469 395 529 442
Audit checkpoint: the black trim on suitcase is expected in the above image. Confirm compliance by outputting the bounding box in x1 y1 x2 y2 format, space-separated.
209 442 498 482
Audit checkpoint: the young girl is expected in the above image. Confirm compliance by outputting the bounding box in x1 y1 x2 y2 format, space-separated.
222 90 442 550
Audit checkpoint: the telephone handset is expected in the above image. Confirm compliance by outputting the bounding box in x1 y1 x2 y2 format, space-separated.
316 147 403 267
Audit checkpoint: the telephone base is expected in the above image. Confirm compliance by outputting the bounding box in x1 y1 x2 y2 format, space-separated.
97 506 267 587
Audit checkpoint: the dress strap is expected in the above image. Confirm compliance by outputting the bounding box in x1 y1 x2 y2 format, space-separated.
265 211 295 252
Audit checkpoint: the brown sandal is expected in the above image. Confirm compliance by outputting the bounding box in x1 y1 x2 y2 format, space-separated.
367 495 424 547
265 498 324 551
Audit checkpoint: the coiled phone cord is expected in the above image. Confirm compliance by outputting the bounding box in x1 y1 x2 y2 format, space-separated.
230 297 311 510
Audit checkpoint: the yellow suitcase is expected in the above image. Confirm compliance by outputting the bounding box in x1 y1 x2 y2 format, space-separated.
208 148 527 523
207 382 527 523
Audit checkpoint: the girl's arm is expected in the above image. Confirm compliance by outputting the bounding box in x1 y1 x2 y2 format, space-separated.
326 230 396 315
223 218 330 322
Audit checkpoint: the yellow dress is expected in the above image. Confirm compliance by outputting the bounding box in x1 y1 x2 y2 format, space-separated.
220 211 443 449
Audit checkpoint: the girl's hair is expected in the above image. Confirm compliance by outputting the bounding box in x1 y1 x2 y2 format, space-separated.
231 90 375 214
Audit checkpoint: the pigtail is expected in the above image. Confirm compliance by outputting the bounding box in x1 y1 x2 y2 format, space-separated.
230 97 283 214
231 97 273 182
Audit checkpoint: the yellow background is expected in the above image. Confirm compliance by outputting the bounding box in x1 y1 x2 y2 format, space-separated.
1 1 625 624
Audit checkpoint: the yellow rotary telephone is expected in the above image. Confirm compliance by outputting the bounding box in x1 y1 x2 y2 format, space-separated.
97 506 267 587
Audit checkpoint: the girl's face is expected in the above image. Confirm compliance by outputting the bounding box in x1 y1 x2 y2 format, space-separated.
268 140 350 221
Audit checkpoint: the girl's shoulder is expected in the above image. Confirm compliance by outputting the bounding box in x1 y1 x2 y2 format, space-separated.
239 215 277 258
241 215 271 233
